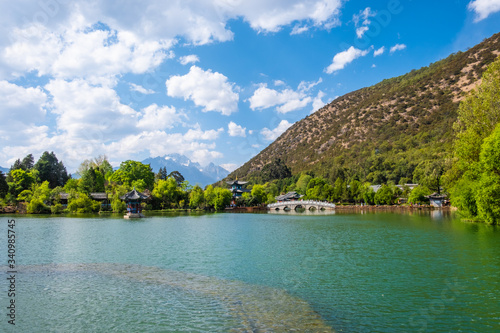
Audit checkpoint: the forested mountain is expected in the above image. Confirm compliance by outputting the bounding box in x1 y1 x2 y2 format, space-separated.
228 32 500 186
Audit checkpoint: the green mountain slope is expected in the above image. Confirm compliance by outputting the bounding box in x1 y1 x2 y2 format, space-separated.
228 32 500 186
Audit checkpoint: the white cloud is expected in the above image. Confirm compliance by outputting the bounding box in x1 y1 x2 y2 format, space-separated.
129 83 155 94
298 77 323 92
179 54 200 65
291 25 309 35
45 79 138 141
137 104 185 131
220 163 238 172
274 80 286 86
184 124 224 141
166 66 239 115
468 0 500 21
222 0 343 33
353 7 376 39
374 46 385 56
228 121 246 137
190 149 223 166
3 21 172 81
311 91 326 113
0 81 48 147
325 46 370 73
248 84 312 113
390 43 407 53
261 120 293 141
0 81 47 122
356 26 369 39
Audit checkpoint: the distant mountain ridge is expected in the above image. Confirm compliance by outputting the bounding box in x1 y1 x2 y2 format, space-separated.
227 32 500 184
142 154 229 187
0 166 8 174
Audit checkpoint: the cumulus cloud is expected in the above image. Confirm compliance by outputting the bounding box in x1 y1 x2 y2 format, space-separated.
374 46 385 56
222 0 343 33
468 0 500 21
45 79 138 141
137 104 185 131
3 21 172 81
166 66 239 115
261 120 293 141
390 43 406 53
129 83 155 94
0 81 48 147
248 84 312 113
311 91 326 113
179 54 200 65
325 46 370 73
228 121 246 137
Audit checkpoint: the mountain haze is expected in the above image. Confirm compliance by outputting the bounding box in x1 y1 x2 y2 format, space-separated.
228 32 500 184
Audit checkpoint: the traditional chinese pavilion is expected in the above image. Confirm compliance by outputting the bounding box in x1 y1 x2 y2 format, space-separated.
120 188 150 218
226 179 250 205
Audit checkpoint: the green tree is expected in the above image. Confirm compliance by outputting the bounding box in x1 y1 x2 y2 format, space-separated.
156 167 168 181
152 178 181 209
34 151 69 188
109 160 155 190
450 57 500 223
189 185 205 209
251 184 267 204
67 193 100 213
374 185 394 205
0 171 8 198
168 171 185 186
261 158 292 182
8 169 36 199
211 187 232 210
296 174 312 194
78 167 105 194
408 185 432 205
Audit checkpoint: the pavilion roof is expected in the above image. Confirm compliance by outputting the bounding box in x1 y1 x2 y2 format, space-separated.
120 188 150 201
226 180 248 185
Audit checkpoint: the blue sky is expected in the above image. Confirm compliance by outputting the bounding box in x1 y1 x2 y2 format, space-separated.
1 0 499 173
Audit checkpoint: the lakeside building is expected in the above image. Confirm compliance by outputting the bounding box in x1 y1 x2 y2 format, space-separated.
120 188 150 218
275 191 303 202
226 179 250 205
426 193 448 208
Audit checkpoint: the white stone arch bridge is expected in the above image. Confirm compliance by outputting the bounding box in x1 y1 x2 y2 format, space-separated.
267 200 336 211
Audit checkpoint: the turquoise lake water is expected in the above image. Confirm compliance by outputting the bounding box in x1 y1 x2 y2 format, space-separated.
0 211 499 332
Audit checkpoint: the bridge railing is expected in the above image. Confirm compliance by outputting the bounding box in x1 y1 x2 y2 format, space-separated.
267 201 336 208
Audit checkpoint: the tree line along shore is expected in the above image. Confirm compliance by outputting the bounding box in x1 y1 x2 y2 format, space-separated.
0 58 499 224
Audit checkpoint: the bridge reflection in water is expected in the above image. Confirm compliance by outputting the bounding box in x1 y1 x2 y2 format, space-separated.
267 200 336 213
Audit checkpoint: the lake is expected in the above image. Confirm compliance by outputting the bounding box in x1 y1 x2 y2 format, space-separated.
1 211 499 332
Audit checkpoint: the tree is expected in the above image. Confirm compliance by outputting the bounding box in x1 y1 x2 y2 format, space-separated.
261 158 292 182
78 167 105 194
251 184 267 204
109 160 154 190
8 169 36 199
34 151 69 188
156 167 168 181
296 174 312 194
210 187 232 210
413 160 444 194
450 57 500 223
374 185 394 205
408 185 432 205
0 171 8 198
189 185 205 209
152 178 181 209
21 154 35 170
168 171 185 186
